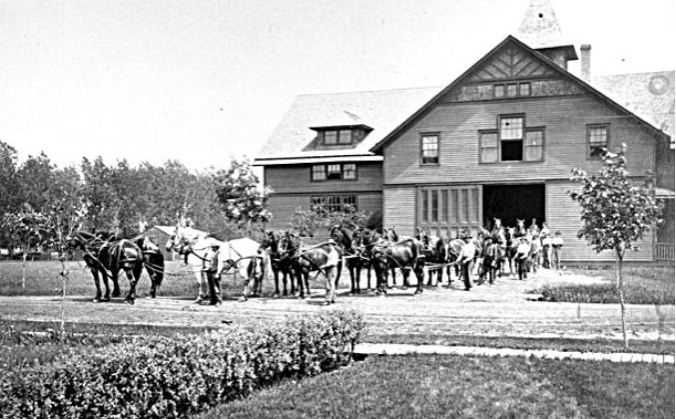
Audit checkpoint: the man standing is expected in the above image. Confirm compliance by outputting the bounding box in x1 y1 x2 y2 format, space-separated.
458 234 476 291
551 231 564 272
205 240 223 306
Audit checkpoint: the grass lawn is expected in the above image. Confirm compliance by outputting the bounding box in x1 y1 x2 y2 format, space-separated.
195 354 675 419
363 333 675 354
534 266 675 304
0 260 251 299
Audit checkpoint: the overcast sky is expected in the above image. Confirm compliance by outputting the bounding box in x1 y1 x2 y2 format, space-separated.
1 0 674 170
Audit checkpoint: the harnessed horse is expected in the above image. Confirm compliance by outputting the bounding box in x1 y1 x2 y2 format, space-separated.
67 230 144 304
215 237 266 301
330 225 370 294
416 229 449 287
260 230 296 296
282 234 343 304
165 227 217 303
369 236 426 296
133 235 165 298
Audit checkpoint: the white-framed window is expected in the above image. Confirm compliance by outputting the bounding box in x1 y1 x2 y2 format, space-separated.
524 129 544 161
587 124 609 158
310 163 358 182
500 115 524 161
421 134 439 165
479 131 499 163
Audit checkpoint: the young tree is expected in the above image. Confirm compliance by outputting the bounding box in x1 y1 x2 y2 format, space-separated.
0 140 20 217
569 144 663 347
214 158 272 226
1 204 51 288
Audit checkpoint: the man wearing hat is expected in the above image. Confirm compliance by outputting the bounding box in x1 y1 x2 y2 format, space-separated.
204 239 223 306
480 235 501 285
457 233 476 291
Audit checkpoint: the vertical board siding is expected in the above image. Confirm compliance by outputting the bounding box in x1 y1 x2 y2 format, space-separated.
418 185 482 238
384 187 416 236
547 181 654 262
383 95 657 186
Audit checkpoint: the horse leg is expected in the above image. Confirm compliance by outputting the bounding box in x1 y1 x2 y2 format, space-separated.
91 269 103 302
193 270 206 303
414 261 425 295
355 265 361 294
111 271 121 298
240 276 251 302
325 267 336 304
124 269 136 304
273 268 281 297
102 270 114 301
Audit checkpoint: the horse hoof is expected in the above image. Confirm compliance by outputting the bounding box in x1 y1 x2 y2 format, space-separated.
101 297 110 302
112 292 121 298
125 299 134 305
92 297 101 303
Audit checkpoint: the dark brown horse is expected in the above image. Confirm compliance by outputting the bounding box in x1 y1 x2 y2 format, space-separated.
417 230 449 286
330 225 371 294
369 236 426 296
261 230 298 296
283 235 343 304
67 230 144 304
133 235 165 298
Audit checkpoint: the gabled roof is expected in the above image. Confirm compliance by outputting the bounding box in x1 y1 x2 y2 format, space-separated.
254 87 440 165
370 35 671 153
592 71 675 140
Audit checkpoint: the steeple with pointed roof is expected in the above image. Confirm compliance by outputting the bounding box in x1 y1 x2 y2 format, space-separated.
516 0 577 69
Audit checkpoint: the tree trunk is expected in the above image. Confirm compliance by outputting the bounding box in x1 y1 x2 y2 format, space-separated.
616 248 628 348
21 241 28 289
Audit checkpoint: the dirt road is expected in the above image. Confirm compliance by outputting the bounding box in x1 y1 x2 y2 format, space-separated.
1 269 673 341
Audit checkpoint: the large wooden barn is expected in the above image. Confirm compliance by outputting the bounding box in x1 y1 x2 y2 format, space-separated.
254 0 674 264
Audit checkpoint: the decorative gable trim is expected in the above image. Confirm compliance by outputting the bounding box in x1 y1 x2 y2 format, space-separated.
468 42 557 82
369 35 670 153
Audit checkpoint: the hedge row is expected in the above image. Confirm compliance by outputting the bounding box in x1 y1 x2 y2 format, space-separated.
0 310 364 418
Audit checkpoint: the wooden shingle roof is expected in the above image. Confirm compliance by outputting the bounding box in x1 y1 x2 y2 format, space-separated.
592 71 675 140
253 87 440 165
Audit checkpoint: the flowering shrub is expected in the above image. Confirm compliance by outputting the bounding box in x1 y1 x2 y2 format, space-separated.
0 310 363 418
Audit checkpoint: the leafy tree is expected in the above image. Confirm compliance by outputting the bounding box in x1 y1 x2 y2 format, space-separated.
81 157 118 232
569 144 663 347
215 158 272 226
1 204 51 287
0 140 19 216
16 152 54 212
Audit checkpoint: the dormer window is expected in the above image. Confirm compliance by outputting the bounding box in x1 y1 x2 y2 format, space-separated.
322 129 354 145
311 124 373 146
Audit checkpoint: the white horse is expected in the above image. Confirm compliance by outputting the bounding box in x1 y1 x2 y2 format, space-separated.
166 227 265 302
215 237 266 301
165 227 221 303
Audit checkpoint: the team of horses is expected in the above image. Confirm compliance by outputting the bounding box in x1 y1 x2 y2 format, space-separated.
68 217 549 305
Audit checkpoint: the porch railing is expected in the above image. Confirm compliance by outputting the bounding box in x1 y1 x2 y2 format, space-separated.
655 242 675 262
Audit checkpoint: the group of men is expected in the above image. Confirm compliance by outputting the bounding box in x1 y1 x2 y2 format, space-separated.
452 218 565 290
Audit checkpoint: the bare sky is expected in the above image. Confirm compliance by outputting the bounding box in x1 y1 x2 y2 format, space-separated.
1 0 674 170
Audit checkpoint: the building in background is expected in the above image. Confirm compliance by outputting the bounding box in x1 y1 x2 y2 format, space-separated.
254 0 674 263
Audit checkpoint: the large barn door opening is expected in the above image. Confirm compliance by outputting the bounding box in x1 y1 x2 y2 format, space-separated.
418 185 482 239
482 184 545 230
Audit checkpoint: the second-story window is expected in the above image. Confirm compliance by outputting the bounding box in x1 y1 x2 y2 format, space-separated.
421 134 439 165
311 163 358 181
326 164 342 180
500 116 523 161
587 124 609 158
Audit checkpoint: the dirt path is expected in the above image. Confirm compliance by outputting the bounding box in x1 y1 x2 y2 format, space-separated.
1 268 673 341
